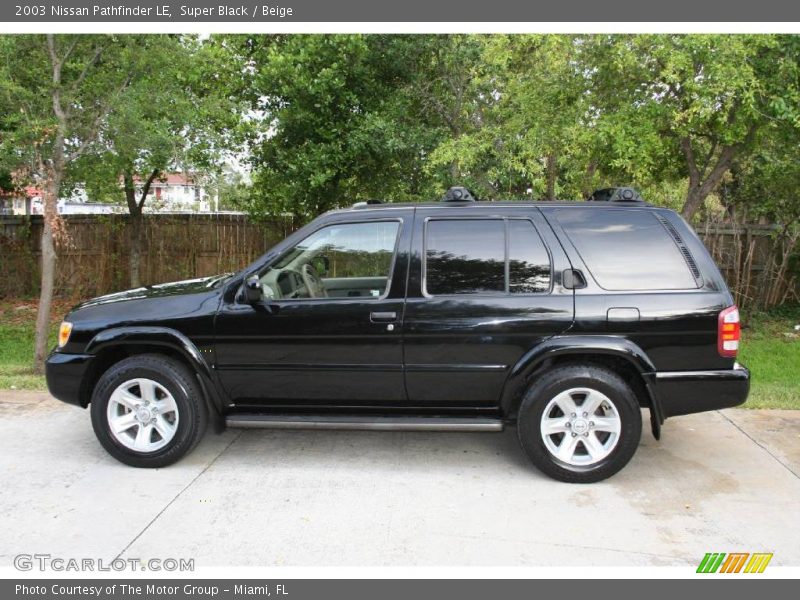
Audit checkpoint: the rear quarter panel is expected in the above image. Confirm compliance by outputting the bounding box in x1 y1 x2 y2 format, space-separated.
541 206 735 372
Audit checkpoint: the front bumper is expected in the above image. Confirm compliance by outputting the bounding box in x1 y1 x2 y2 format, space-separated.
45 350 94 407
649 363 750 419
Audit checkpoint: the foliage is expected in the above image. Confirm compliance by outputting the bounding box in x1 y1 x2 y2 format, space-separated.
586 34 800 218
0 34 162 371
212 169 255 211
4 33 797 224
68 35 245 207
725 128 800 225
238 35 449 219
429 35 621 200
237 34 800 223
0 36 151 189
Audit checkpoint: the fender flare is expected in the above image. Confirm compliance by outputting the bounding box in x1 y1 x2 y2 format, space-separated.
85 326 226 429
500 335 663 438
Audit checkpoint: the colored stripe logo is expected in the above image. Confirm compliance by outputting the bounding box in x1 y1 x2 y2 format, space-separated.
697 552 773 573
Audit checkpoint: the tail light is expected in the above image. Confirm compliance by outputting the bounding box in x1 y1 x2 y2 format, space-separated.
718 306 740 358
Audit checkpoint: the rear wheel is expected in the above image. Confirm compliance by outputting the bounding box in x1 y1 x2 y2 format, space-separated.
90 354 207 468
517 364 642 483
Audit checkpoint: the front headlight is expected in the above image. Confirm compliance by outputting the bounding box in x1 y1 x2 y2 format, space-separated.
58 322 73 348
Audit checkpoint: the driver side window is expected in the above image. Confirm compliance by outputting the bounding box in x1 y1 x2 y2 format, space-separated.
261 220 401 300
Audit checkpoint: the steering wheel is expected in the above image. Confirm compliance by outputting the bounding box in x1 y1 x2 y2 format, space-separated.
300 263 328 298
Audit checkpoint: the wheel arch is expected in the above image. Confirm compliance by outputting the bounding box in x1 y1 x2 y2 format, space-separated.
81 326 226 432
500 336 663 438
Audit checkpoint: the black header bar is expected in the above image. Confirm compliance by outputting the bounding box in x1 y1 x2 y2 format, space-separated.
2 0 800 23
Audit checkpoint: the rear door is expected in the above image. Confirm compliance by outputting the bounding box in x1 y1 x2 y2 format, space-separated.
402 205 575 408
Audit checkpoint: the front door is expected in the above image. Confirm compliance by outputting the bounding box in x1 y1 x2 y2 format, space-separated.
215 214 411 409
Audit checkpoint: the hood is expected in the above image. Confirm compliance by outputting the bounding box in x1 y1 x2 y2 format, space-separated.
71 274 233 312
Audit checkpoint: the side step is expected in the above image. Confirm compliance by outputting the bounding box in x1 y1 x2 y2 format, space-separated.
225 414 504 432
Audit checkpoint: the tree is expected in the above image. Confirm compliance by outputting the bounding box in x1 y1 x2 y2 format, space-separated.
241 35 447 220
427 35 602 200
0 35 145 372
71 35 245 287
409 35 504 196
588 35 800 219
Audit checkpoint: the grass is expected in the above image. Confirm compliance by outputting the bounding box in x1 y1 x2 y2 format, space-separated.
0 300 62 391
738 304 800 409
0 298 797 409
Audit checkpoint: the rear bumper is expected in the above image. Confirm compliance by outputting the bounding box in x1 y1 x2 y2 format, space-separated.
45 350 94 407
649 363 750 419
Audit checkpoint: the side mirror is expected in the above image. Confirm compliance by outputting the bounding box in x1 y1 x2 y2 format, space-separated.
562 268 587 290
243 275 263 303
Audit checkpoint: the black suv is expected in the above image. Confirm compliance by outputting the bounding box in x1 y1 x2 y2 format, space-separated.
46 187 749 483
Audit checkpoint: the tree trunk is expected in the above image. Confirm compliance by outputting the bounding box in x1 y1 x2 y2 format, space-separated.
681 185 707 221
449 161 461 182
582 160 598 198
33 172 61 374
34 34 117 371
124 168 159 288
124 172 143 288
34 34 66 374
679 133 752 221
545 153 557 201
129 210 143 288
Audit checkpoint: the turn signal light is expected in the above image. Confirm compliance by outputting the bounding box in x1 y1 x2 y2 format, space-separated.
58 322 73 348
718 306 740 358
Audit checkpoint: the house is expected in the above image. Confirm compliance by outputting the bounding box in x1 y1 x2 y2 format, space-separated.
1 173 220 216
142 173 212 213
57 199 119 215
59 173 213 214
1 185 111 216
0 186 44 216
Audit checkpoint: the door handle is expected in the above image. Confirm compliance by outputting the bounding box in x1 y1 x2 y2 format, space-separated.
370 311 397 323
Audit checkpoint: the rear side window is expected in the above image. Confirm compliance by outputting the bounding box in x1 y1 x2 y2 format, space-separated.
554 208 699 291
425 218 551 295
425 219 505 295
508 220 551 294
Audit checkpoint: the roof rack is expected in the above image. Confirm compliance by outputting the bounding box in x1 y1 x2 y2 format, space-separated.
588 187 643 202
351 199 384 208
441 186 477 202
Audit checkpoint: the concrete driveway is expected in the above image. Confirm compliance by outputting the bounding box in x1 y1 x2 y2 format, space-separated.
1 391 798 567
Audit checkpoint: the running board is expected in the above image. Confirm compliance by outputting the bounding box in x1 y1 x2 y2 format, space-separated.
225 414 504 432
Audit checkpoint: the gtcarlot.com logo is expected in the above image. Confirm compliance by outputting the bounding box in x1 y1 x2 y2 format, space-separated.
14 553 194 572
696 552 773 573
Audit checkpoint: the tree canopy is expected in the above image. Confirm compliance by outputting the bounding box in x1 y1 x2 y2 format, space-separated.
3 34 798 224
234 34 800 223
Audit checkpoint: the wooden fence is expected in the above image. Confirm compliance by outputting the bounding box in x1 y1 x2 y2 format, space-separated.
0 214 295 300
699 221 799 310
1 214 797 309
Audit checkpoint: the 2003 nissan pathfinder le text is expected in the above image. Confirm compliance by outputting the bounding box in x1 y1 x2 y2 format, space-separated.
46 186 750 483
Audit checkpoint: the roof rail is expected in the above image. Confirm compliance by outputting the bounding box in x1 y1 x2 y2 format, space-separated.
352 199 383 208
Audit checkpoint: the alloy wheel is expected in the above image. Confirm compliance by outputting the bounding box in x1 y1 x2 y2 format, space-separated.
106 378 180 452
539 387 621 467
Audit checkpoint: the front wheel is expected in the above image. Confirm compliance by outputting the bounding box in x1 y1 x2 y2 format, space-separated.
517 364 642 483
90 354 207 468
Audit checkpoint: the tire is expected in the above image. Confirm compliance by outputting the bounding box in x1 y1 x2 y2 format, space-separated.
516 363 642 483
90 354 208 468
